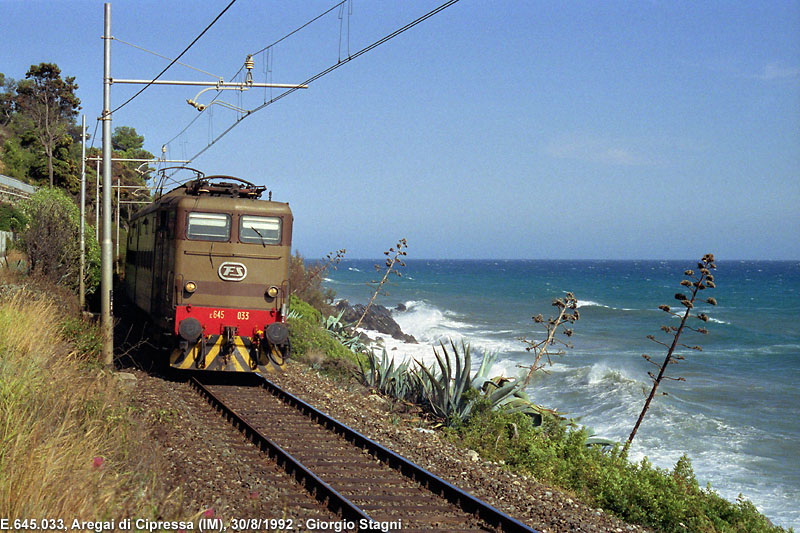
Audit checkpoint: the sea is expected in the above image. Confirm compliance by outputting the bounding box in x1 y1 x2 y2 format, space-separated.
322 259 800 529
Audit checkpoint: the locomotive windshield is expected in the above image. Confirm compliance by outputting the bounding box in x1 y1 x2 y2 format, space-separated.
240 215 281 244
186 212 231 241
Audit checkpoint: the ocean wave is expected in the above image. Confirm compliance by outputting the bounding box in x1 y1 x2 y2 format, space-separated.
576 299 637 312
576 299 611 309
371 300 528 364
584 361 639 386
348 267 361 272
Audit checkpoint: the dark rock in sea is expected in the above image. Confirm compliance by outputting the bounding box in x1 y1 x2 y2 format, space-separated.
395 303 407 312
335 300 417 344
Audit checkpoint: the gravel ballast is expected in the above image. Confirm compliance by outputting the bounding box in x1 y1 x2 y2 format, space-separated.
126 362 649 533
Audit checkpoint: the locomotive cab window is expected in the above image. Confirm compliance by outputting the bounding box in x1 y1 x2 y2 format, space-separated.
186 212 231 241
239 215 281 244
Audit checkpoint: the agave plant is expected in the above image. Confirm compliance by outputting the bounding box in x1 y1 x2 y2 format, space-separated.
357 347 415 399
356 338 560 427
482 376 559 426
322 310 369 353
414 340 525 425
414 340 474 421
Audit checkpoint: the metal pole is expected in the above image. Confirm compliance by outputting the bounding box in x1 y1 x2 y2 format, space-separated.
95 159 100 240
80 115 86 310
101 3 114 367
116 178 120 272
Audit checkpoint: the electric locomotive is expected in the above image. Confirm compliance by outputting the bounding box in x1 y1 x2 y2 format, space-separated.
123 172 292 372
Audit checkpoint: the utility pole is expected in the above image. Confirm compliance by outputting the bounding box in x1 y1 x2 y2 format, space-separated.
101 2 113 367
80 115 86 310
97 2 306 369
115 177 120 272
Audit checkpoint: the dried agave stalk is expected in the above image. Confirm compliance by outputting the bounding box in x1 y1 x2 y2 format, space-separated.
625 253 717 450
353 238 407 331
520 292 580 387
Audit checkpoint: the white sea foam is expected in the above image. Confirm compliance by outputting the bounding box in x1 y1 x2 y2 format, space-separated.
576 299 637 312
356 301 796 527
392 300 524 355
576 299 611 309
584 361 639 386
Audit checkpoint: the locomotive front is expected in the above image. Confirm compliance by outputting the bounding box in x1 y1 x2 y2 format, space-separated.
164 178 293 372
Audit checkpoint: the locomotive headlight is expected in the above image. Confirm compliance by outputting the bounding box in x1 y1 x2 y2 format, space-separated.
266 285 279 298
184 281 197 293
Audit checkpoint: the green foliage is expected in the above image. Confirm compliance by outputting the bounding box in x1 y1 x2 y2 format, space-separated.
415 340 480 422
111 126 145 153
1 135 38 182
322 309 370 353
60 314 102 361
289 251 341 314
0 202 27 231
357 339 535 427
14 63 81 187
448 408 787 532
357 347 415 400
287 295 361 379
19 188 99 294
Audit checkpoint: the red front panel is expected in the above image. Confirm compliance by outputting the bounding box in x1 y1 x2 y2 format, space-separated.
175 305 281 337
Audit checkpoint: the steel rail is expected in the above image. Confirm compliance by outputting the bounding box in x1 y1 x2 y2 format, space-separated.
187 377 374 527
255 374 539 533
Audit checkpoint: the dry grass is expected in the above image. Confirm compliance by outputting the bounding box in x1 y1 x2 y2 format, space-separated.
0 289 173 521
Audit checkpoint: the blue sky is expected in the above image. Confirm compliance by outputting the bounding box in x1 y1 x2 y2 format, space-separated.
2 0 799 260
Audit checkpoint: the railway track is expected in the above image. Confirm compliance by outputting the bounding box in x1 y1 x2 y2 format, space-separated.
190 374 539 532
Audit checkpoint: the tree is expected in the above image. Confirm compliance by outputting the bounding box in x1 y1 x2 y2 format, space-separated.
19 187 100 294
111 126 145 153
0 73 16 127
14 63 80 187
110 125 153 220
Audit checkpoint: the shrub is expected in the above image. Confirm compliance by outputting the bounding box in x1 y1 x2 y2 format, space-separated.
288 250 342 314
18 187 99 294
0 201 27 231
287 295 361 379
448 407 787 532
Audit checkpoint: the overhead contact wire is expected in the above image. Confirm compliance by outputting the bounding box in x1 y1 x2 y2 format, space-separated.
162 0 349 161
183 0 461 164
112 36 223 80
111 0 238 115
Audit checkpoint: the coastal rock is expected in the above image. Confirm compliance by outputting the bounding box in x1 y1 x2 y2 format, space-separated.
335 300 417 344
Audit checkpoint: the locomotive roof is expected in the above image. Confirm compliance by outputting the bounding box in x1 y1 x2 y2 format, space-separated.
130 177 290 220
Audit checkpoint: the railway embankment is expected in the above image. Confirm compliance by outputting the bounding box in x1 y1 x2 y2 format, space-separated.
0 272 785 532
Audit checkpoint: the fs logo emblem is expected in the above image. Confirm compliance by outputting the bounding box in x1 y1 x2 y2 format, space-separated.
218 262 247 282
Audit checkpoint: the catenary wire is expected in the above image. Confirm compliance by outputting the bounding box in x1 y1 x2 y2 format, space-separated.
111 36 223 81
179 0 461 165
110 0 237 115
163 0 348 149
